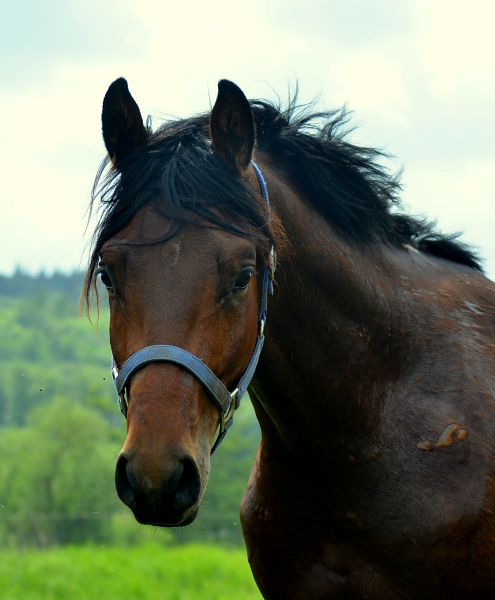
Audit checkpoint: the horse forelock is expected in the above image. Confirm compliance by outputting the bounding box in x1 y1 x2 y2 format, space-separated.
83 114 275 310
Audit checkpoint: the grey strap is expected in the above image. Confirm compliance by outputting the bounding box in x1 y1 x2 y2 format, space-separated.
113 345 233 414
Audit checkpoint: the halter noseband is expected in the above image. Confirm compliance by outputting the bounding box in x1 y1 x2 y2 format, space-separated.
111 161 275 454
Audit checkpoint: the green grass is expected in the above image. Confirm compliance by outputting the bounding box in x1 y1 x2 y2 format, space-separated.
0 543 263 600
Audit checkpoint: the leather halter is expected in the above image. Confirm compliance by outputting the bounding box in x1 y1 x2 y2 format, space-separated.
111 162 275 454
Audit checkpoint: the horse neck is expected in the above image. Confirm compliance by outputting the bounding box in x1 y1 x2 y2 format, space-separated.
250 159 416 459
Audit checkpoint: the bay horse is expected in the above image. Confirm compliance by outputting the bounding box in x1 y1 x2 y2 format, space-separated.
84 78 495 599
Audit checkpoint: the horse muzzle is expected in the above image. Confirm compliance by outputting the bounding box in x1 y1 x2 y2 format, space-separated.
115 450 202 526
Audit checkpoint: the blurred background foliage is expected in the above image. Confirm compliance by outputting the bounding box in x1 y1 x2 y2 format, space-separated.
0 270 261 550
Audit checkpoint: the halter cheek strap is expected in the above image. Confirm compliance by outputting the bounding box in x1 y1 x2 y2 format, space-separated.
110 161 275 454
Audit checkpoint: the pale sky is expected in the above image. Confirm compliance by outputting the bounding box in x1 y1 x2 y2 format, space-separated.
1 0 494 278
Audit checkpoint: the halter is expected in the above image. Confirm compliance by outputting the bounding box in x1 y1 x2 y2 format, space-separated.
111 161 275 454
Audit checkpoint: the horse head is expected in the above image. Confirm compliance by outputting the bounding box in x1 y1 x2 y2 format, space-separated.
94 78 271 526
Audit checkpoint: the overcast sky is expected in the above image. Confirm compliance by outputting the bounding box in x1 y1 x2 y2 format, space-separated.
1 0 494 278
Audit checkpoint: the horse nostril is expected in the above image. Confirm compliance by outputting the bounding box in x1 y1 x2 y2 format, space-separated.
174 457 201 513
115 454 137 511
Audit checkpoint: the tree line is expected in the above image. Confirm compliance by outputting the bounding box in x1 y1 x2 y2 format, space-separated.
0 272 260 548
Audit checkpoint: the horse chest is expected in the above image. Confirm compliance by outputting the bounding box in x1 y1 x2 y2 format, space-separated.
241 425 495 600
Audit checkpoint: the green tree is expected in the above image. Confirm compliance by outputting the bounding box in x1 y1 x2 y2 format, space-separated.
0 291 116 427
0 397 121 547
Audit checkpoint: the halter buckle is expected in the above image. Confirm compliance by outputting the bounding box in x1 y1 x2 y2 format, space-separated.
259 318 266 338
269 247 277 280
118 390 128 417
219 388 238 433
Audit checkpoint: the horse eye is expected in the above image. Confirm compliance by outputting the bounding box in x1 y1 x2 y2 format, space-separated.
233 269 254 291
96 264 114 291
99 271 113 289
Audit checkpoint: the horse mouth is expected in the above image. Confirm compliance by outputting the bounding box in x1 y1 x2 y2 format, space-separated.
129 495 201 528
143 507 199 528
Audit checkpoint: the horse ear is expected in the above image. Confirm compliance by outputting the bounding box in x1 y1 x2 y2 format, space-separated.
210 80 255 173
102 78 148 167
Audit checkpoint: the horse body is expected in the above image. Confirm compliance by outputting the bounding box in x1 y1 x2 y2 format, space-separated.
241 157 495 598
85 78 495 598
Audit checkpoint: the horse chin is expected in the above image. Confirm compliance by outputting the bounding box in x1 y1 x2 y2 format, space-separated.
151 508 199 528
133 505 200 528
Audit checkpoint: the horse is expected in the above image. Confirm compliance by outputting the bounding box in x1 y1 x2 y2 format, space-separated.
83 78 495 599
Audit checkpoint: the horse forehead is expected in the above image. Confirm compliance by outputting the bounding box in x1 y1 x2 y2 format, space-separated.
101 214 255 276
103 204 243 256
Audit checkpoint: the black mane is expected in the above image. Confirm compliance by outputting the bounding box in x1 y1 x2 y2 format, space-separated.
250 99 481 270
84 96 482 302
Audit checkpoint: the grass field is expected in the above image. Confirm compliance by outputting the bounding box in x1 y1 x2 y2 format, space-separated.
0 543 263 600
